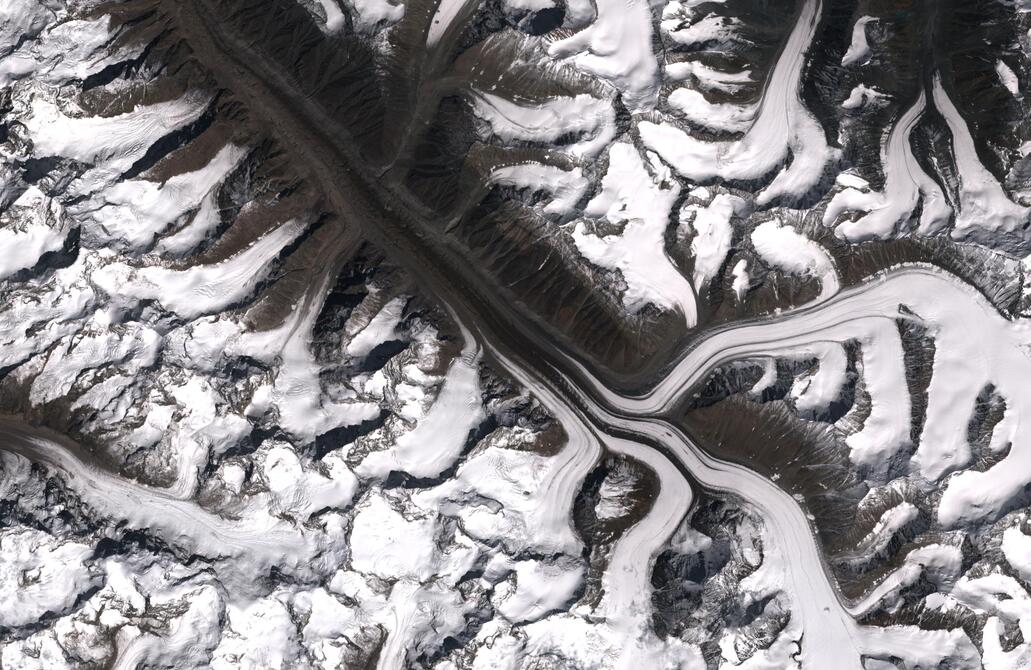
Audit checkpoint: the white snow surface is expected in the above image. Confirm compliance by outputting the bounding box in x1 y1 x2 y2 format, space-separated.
571 142 696 324
80 143 247 253
344 295 406 358
824 92 951 240
853 503 920 561
22 95 209 194
487 163 588 215
841 83 886 109
731 258 750 301
1003 525 1031 582
314 0 347 31
0 186 68 280
492 557 584 624
0 6 131 86
997 59 1020 96
29 321 162 407
750 219 839 301
662 9 737 48
0 0 52 62
471 91 616 159
262 445 358 521
683 192 747 289
846 320 911 468
229 267 382 442
0 527 94 627
93 218 309 320
931 74 1030 246
211 596 303 669
418 426 587 556
841 16 875 66
547 0 660 111
665 59 753 95
668 86 756 132
349 0 405 29
641 0 839 205
0 425 328 574
349 491 445 581
358 321 484 480
788 342 847 418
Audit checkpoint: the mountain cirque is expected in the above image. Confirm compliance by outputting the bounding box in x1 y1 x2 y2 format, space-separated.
2 0 1031 668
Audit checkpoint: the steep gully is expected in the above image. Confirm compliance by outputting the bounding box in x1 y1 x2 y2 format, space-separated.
2 0 1003 666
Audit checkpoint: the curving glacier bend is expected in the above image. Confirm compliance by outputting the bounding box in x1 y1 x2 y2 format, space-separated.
4 0 1031 668
542 263 1029 669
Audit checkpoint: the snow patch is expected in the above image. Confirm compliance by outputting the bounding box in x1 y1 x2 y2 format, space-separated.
750 219 839 301
92 218 308 320
0 527 93 628
997 59 1020 96
571 143 696 325
841 16 875 67
358 324 483 480
0 186 68 280
487 163 588 215
682 192 747 289
548 0 660 111
471 92 615 159
932 74 1030 246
